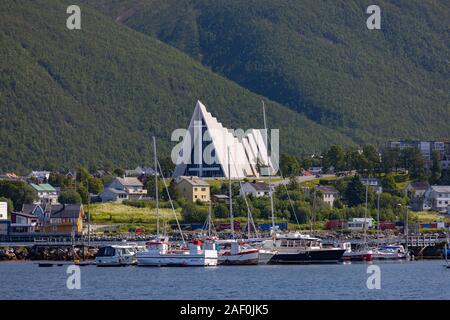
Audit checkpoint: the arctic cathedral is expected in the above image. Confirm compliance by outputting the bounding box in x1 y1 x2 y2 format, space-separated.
173 101 276 179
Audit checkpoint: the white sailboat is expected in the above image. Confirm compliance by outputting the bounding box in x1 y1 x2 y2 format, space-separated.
218 147 260 265
136 137 218 267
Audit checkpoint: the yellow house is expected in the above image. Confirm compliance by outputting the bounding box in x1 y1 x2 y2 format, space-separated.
176 176 210 203
42 204 84 235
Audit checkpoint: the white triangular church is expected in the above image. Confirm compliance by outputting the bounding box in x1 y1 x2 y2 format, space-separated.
173 100 276 178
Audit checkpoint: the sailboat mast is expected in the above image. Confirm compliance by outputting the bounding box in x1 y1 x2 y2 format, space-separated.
228 147 234 239
377 191 380 235
364 183 368 246
262 101 275 232
208 201 212 237
153 136 159 238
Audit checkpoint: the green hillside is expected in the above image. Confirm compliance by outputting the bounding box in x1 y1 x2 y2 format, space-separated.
86 0 450 143
0 0 354 173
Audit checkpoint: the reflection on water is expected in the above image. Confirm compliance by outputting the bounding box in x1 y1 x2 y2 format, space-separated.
0 260 448 300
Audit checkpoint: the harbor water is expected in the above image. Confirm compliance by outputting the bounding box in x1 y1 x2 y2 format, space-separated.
0 260 449 300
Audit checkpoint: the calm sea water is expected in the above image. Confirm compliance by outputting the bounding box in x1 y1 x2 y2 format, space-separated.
0 260 448 300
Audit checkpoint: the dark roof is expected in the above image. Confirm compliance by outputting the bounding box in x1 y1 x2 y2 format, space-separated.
22 204 39 215
50 204 83 219
316 185 339 194
12 211 37 219
102 188 127 195
245 181 269 191
409 181 430 190
178 176 209 187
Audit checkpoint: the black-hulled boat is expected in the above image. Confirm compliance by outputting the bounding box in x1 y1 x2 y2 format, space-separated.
264 232 345 264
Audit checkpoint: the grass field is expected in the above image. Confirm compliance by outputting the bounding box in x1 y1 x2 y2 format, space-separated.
299 176 337 188
89 203 182 232
411 211 450 223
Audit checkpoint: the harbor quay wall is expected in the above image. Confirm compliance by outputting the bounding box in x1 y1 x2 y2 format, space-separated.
0 245 98 261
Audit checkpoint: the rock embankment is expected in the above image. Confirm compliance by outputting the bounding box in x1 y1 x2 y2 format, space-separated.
0 246 98 261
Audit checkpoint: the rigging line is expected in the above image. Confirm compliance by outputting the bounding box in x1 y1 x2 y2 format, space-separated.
156 159 185 245
269 153 302 229
229 151 260 239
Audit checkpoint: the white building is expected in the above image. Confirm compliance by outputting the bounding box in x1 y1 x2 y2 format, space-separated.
316 185 339 207
173 100 276 179
361 178 382 194
347 218 374 230
423 185 450 213
30 183 59 205
0 202 7 220
239 181 270 198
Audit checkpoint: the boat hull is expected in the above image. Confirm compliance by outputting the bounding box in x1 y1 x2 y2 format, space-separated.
372 253 407 260
137 253 218 267
269 249 345 264
218 250 259 265
342 253 373 261
258 251 276 265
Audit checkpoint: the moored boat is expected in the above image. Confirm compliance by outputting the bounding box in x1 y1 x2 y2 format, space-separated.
264 232 345 264
218 240 259 265
339 242 373 261
137 238 218 267
372 245 408 260
95 244 143 267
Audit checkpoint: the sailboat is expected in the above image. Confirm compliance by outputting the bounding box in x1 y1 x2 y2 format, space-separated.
342 183 373 261
259 101 344 264
136 137 218 267
217 147 260 265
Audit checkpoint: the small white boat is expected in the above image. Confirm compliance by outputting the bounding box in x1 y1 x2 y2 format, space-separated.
340 242 373 261
218 240 259 265
137 238 218 267
95 244 143 267
372 245 408 260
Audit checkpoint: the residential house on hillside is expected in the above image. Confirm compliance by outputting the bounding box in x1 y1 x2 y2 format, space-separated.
21 204 47 224
125 166 157 177
405 181 430 198
422 186 450 213
99 188 129 202
175 176 210 203
239 181 270 198
107 177 147 199
211 194 229 203
361 178 382 194
0 172 20 181
10 212 39 233
42 204 84 235
316 185 340 207
30 183 59 205
27 171 51 183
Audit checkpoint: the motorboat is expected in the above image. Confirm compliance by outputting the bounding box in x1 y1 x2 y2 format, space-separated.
95 243 144 266
372 245 408 260
218 240 259 265
263 232 345 264
137 238 218 267
340 242 373 261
